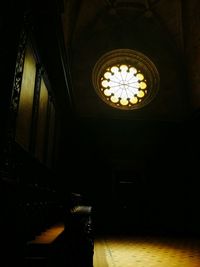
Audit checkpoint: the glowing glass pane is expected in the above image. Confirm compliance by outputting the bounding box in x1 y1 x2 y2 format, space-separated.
104 72 111 79
137 90 145 98
121 90 128 99
126 72 134 81
130 97 138 104
110 95 118 103
136 73 144 80
120 98 129 106
115 72 121 81
114 89 122 98
129 67 137 74
108 81 116 87
111 66 118 73
120 65 128 71
130 82 139 89
104 89 111 96
126 89 134 98
102 80 109 88
140 82 147 89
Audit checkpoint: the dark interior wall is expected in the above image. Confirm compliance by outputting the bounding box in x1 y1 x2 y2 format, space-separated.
0 0 24 157
183 112 200 236
182 0 200 110
181 0 200 235
52 111 199 237
72 118 191 235
0 1 28 262
0 1 72 256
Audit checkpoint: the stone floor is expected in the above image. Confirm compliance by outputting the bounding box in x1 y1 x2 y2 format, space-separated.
94 235 200 267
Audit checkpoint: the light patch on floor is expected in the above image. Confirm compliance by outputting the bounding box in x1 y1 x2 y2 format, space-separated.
27 223 65 244
94 236 200 267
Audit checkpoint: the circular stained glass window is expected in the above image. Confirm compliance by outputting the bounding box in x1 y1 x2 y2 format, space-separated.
92 49 159 110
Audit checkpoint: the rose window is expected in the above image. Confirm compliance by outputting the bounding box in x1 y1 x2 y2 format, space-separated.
92 49 159 110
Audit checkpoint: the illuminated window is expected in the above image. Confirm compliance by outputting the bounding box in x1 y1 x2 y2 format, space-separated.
92 49 159 110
